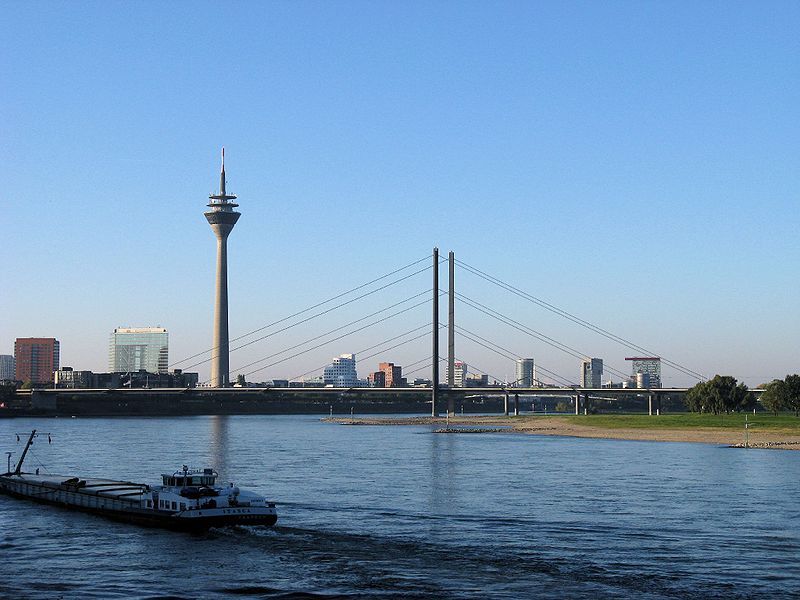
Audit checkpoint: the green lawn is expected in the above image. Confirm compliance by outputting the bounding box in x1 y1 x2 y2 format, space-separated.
554 413 800 431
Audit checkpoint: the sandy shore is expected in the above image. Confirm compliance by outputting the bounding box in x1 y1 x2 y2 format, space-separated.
324 415 800 450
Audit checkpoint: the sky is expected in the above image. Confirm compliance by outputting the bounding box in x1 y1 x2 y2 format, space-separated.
1 1 798 387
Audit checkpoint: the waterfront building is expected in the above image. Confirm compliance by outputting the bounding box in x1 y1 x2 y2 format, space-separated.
94 370 198 389
368 371 386 387
580 358 603 388
54 367 94 388
14 338 60 384
515 358 535 387
625 357 661 388
378 362 405 387
205 148 241 387
323 354 367 387
444 361 468 387
109 327 168 374
465 373 489 387
0 355 15 380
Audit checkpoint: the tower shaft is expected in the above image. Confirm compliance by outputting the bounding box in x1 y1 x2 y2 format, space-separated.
211 234 231 387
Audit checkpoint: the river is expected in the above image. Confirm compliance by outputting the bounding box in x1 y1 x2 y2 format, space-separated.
1 415 798 598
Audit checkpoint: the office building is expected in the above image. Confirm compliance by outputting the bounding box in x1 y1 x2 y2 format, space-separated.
54 367 94 388
323 354 367 387
378 362 404 387
515 358 535 387
465 373 489 387
580 358 603 388
0 355 14 380
445 360 468 387
14 338 60 384
367 370 386 387
109 327 168 374
626 357 661 388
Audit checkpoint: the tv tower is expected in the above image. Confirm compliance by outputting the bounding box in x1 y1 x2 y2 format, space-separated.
204 148 240 387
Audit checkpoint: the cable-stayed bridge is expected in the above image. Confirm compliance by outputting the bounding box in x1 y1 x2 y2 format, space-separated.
161 247 710 416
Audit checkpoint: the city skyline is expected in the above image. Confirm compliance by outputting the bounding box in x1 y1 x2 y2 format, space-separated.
2 3 798 387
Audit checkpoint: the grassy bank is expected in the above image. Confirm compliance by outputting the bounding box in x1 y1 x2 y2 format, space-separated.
557 413 800 431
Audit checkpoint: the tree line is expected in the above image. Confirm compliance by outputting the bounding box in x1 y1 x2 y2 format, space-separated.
685 374 800 415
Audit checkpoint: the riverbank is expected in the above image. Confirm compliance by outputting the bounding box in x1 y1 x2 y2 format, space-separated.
325 414 800 449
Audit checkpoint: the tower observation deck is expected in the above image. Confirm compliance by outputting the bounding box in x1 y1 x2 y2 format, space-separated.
204 148 240 387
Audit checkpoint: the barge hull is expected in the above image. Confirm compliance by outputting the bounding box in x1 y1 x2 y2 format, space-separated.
0 475 277 531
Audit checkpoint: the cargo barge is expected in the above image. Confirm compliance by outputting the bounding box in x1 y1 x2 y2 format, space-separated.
0 430 278 530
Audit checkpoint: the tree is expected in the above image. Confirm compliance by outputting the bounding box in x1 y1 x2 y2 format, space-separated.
20 379 34 390
760 379 787 415
236 374 246 387
783 374 800 416
684 375 754 414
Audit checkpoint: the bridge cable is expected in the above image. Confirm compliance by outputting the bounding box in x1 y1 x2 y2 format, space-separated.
217 292 434 382
455 291 630 381
454 329 577 387
233 294 442 381
182 264 433 372
171 255 431 368
456 259 705 381
289 324 439 382
454 326 578 387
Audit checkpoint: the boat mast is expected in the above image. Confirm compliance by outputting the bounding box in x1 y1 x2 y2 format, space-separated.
14 429 37 475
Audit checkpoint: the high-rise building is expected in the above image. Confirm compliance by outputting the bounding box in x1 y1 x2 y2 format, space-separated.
378 362 404 388
0 355 15 380
515 358 535 387
367 371 386 387
205 148 241 388
14 338 60 384
109 327 168 374
323 354 364 387
445 360 468 387
626 357 661 388
580 358 603 388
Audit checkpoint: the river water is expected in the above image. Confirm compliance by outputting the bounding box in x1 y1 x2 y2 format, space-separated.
1 415 798 599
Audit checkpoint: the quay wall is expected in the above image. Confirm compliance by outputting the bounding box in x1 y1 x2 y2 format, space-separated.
1 389 504 417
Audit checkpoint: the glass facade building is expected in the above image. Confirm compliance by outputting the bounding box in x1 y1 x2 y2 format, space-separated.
515 358 535 387
580 358 604 388
109 327 169 374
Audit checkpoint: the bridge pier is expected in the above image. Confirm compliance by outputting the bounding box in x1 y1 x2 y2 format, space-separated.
431 247 439 417
514 393 519 416
504 392 509 416
574 394 580 415
447 250 455 416
648 392 655 416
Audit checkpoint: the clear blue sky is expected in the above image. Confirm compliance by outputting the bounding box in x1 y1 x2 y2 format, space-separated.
2 1 798 387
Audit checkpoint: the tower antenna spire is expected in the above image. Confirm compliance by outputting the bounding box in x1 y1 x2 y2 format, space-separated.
220 147 226 196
